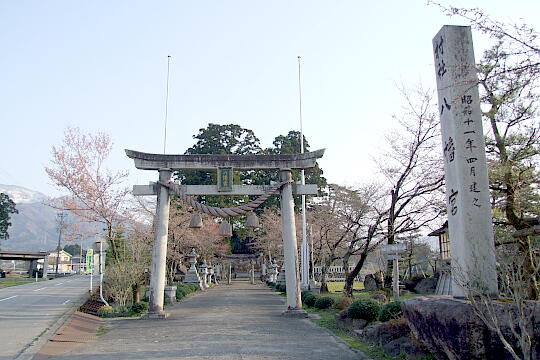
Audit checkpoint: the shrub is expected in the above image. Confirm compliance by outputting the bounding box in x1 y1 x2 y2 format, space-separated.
301 290 313 302
379 301 403 322
97 305 114 318
276 283 286 292
175 282 199 300
314 296 335 309
347 299 381 322
303 293 318 307
130 301 149 314
333 296 353 310
176 286 188 300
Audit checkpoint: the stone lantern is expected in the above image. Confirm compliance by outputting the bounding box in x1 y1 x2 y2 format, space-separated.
199 260 209 289
208 263 215 285
183 248 202 289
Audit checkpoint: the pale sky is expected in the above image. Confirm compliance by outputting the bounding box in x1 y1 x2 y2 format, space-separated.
1 1 539 197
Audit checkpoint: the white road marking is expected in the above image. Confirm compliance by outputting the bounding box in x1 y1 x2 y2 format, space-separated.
33 287 46 292
63 299 71 305
0 295 18 302
55 282 64 286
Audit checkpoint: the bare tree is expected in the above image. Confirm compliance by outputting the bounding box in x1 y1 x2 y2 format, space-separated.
103 219 152 307
166 202 224 284
251 208 283 262
376 86 445 274
45 127 129 262
309 185 354 293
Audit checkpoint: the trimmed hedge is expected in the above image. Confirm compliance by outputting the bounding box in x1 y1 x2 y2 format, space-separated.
347 298 381 322
275 283 286 292
303 293 318 307
175 282 199 300
314 296 335 309
379 301 403 322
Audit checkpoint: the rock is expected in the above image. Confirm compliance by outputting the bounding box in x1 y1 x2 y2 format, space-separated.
402 296 540 360
382 336 411 357
337 317 368 331
403 275 425 291
359 319 410 347
370 293 387 304
413 277 437 294
364 274 380 291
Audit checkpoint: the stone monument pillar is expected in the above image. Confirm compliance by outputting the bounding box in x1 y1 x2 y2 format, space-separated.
279 170 305 315
148 169 172 317
432 26 498 297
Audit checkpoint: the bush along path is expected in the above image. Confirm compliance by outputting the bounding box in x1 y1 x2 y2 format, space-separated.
292 286 437 360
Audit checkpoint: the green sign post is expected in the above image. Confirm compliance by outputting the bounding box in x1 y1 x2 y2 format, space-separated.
85 249 94 274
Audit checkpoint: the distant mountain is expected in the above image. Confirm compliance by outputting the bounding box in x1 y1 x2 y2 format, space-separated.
0 184 49 204
0 184 95 252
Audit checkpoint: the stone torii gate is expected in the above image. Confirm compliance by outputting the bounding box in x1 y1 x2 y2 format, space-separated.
127 149 324 318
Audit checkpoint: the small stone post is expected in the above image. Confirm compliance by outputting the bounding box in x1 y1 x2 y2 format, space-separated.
228 263 232 285
279 170 305 316
392 258 400 301
433 26 498 297
250 261 255 285
148 169 172 318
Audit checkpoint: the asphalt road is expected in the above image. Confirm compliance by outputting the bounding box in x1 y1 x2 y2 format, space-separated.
0 275 93 359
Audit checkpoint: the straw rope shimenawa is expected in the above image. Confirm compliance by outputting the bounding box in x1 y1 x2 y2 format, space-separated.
158 180 292 218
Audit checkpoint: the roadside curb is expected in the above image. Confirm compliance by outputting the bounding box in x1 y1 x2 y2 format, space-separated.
14 291 90 360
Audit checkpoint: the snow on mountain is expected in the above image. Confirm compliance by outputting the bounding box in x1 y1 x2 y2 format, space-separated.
0 184 49 204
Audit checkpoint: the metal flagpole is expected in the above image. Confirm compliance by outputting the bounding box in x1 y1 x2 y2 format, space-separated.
163 55 171 154
297 56 310 289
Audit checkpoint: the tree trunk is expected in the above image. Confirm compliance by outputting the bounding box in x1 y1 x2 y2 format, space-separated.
320 258 331 293
343 252 368 297
342 251 351 286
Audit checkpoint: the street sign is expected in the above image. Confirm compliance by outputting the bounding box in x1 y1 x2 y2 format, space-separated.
85 249 94 273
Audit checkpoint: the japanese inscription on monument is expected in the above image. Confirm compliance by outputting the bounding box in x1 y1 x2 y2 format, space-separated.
433 26 497 297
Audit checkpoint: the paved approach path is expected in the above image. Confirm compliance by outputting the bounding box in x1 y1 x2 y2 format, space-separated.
55 281 363 360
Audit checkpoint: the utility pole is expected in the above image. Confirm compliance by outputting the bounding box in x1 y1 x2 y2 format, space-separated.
55 212 67 275
298 56 310 289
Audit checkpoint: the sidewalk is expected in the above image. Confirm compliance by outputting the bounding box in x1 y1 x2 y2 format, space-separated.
44 281 363 360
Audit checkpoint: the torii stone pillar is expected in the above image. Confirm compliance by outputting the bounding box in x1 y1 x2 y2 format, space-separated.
279 170 305 316
433 26 498 297
148 169 172 317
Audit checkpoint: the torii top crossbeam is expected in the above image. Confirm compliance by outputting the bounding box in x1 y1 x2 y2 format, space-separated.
125 149 325 170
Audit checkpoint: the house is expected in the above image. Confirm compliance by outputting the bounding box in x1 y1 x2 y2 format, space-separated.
47 250 73 274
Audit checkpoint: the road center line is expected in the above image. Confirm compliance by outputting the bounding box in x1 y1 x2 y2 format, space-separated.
63 299 71 305
33 287 46 292
0 295 18 302
55 282 64 286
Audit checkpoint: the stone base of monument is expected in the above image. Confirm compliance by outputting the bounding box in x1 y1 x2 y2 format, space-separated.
281 308 308 318
308 282 321 294
164 285 177 304
402 296 540 360
143 311 169 319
